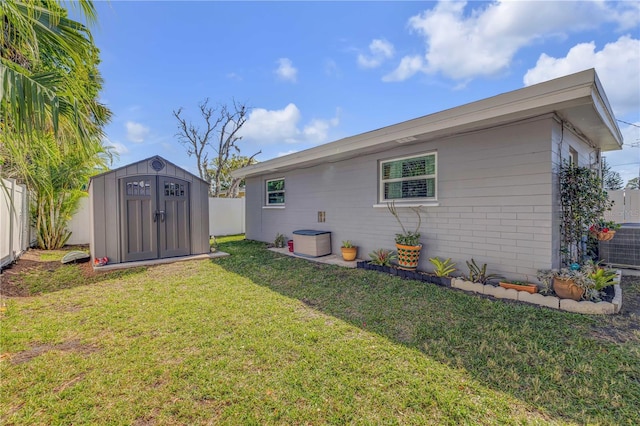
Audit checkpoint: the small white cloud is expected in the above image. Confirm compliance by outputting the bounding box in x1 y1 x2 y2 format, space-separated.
240 104 340 146
226 72 243 81
278 149 299 157
357 38 395 68
103 137 129 155
275 58 298 83
324 59 340 77
523 36 640 116
382 55 425 82
125 121 150 143
302 111 340 144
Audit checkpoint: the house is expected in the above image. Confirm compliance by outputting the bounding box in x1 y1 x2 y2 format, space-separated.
89 155 210 266
232 69 623 279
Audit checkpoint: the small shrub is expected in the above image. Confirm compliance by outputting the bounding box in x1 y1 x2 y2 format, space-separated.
465 259 502 284
369 249 396 266
428 257 456 277
274 233 287 248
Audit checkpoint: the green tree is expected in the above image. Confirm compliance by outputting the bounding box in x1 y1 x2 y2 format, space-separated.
210 154 259 197
1 0 111 248
0 0 103 138
18 134 109 248
627 177 639 189
601 158 623 190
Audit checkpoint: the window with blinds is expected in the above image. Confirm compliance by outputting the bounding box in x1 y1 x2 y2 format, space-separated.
380 153 436 202
266 178 285 205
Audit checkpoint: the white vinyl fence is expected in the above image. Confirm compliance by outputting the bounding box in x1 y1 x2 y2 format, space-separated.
65 196 245 247
1 179 32 268
208 197 245 236
606 189 640 224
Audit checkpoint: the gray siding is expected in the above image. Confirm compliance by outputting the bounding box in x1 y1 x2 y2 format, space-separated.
245 115 563 280
89 156 209 264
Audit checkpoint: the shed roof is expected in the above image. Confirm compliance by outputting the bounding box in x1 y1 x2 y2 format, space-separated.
233 69 623 179
89 155 208 184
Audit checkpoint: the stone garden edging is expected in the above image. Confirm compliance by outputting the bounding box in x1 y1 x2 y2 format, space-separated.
451 270 622 315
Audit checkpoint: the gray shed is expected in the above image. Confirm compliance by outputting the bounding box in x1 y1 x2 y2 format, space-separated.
89 155 210 265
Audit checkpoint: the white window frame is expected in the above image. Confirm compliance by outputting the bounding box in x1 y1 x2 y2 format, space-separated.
379 152 437 203
265 178 285 206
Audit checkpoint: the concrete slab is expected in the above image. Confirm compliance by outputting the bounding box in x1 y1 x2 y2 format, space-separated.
268 247 359 268
93 251 229 271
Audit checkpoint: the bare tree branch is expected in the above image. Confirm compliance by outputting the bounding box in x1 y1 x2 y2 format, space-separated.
173 98 259 196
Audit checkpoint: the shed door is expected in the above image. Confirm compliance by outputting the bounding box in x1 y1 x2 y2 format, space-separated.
121 176 191 262
158 177 190 258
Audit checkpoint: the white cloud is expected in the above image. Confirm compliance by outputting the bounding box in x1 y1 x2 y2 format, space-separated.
125 121 150 143
383 55 425 82
240 104 339 145
278 149 299 157
241 103 302 143
358 38 395 68
103 137 129 155
275 58 298 83
303 113 340 144
523 36 640 117
394 0 639 82
324 59 340 77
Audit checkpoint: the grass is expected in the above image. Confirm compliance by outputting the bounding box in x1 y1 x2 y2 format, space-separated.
1 236 638 424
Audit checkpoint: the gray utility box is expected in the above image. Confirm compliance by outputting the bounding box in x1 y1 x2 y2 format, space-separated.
292 230 331 257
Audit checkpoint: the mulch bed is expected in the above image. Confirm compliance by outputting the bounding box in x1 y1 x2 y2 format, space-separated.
0 248 98 297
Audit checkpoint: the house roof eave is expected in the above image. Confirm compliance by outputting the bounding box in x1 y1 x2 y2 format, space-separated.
233 69 623 179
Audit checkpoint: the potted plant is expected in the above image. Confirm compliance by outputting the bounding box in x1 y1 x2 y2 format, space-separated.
387 201 422 270
589 219 621 241
538 261 619 302
340 240 358 261
498 279 538 294
537 267 587 301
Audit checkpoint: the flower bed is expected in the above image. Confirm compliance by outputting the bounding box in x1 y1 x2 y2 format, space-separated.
451 273 622 315
357 261 622 315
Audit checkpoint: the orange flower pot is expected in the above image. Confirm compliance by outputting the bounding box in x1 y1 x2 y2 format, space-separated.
553 277 585 301
340 246 358 261
499 282 538 294
395 243 422 270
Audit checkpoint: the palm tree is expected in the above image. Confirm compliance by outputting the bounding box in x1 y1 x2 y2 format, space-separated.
1 0 112 248
1 0 100 136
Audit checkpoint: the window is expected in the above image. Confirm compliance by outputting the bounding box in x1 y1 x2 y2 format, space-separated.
569 147 579 165
266 178 285 205
380 153 436 202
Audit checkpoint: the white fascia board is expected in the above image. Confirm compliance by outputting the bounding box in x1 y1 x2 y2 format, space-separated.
233 69 618 178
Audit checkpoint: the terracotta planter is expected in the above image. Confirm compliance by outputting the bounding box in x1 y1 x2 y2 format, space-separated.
340 246 357 261
596 230 616 241
395 243 422 270
552 277 585 301
499 282 538 294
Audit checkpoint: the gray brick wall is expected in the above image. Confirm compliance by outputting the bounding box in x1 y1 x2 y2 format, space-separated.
245 114 597 281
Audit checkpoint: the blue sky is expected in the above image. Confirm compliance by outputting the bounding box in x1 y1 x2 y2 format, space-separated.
90 1 640 184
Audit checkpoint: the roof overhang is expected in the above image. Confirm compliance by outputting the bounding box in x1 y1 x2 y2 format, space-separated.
233 69 623 179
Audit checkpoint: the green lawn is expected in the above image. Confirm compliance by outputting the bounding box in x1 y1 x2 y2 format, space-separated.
1 236 638 425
